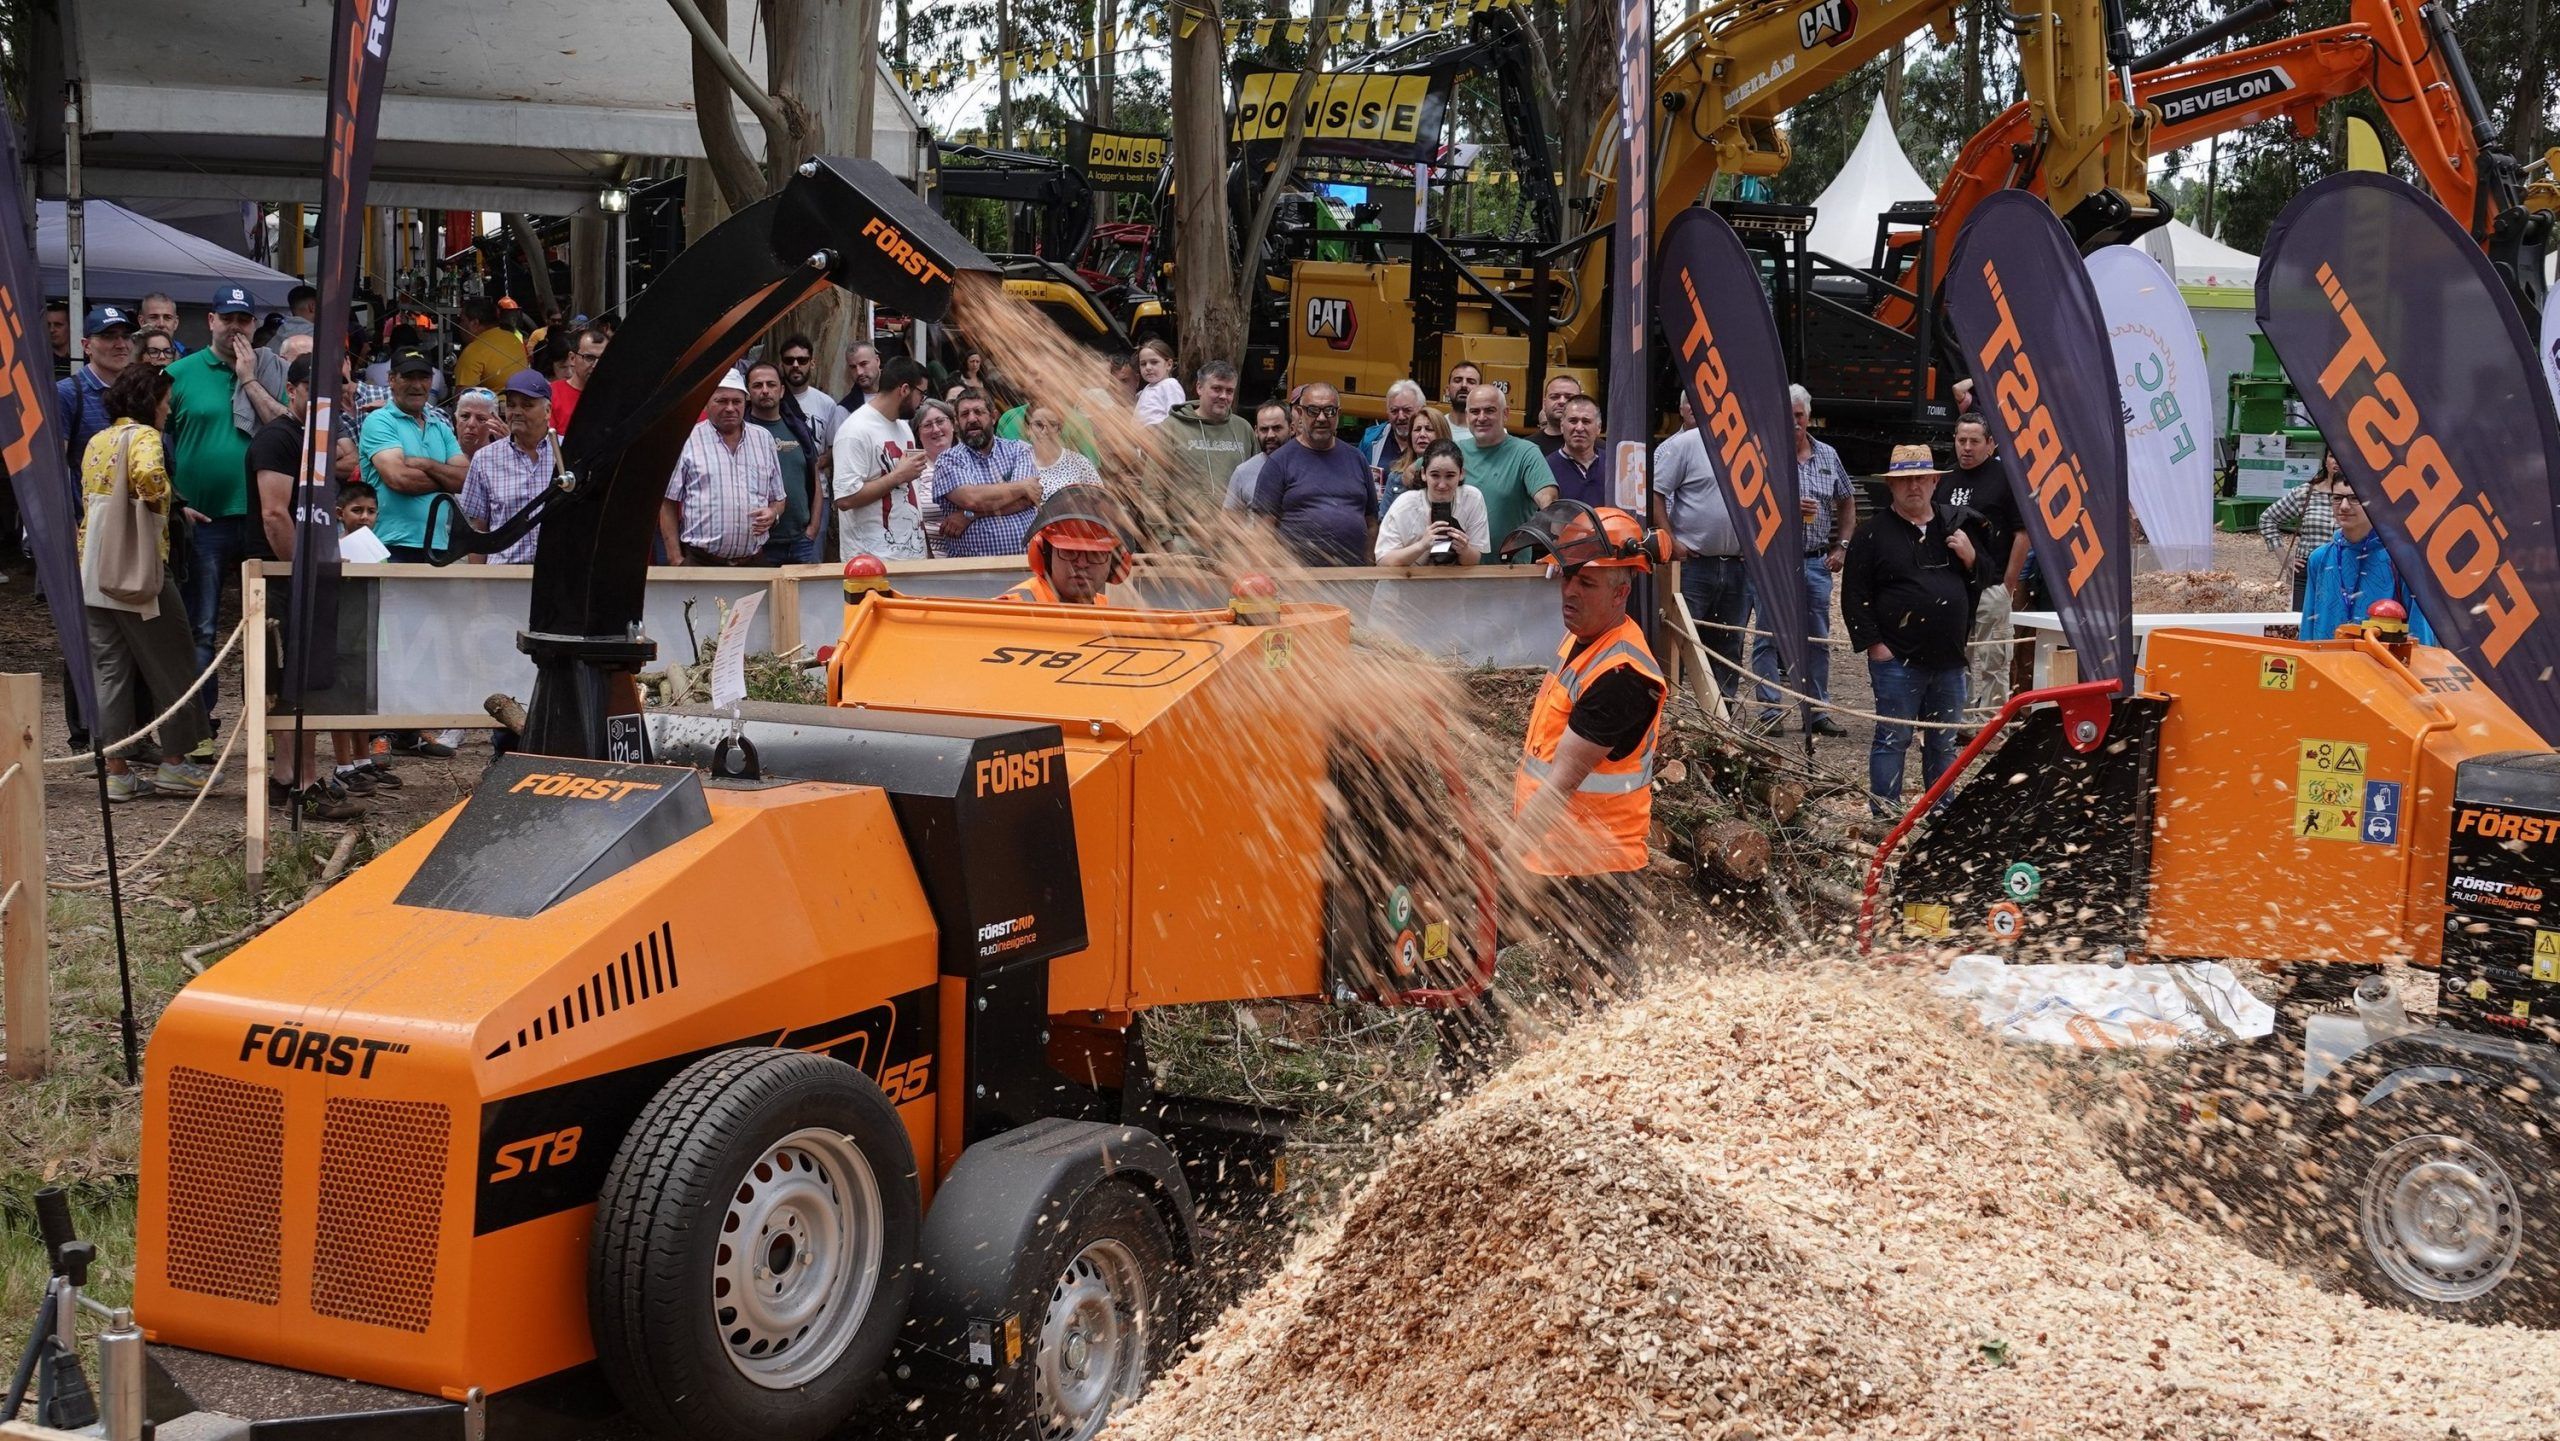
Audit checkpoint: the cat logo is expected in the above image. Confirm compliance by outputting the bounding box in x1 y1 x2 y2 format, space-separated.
1305 297 1357 350
1798 0 1856 48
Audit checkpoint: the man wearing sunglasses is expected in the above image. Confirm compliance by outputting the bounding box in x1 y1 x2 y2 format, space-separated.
1249 383 1375 565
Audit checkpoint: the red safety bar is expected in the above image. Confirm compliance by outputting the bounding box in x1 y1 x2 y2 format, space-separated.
1854 678 2123 954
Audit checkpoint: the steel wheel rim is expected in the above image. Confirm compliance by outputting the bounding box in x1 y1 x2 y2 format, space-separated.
714 1127 884 1388
1034 1237 1151 1441
2360 1130 2522 1304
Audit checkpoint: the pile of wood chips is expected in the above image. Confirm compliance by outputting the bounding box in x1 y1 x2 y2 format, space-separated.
1109 963 2560 1440
2130 568 2291 614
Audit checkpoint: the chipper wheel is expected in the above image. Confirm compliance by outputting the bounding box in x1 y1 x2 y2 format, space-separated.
2331 1087 2560 1325
591 1049 921 1441
989 1183 1182 1441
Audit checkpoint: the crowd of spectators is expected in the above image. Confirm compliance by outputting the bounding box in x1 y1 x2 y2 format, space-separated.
51 278 2403 834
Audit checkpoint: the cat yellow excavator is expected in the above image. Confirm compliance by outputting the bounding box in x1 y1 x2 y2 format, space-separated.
1275 0 2159 460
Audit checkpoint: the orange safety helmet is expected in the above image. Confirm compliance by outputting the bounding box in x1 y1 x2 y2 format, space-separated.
1024 486 1134 585
1498 499 1667 573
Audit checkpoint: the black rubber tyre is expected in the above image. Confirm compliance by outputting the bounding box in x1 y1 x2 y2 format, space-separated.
2332 1088 2560 1326
986 1183 1183 1441
590 1048 921 1441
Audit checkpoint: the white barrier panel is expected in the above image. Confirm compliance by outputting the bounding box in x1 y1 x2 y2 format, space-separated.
242 559 1569 870
2013 609 2301 688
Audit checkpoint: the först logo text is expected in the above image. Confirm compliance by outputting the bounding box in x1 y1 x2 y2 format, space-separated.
1669 269 1783 552
2311 261 2541 665
1972 260 2108 591
861 218 953 286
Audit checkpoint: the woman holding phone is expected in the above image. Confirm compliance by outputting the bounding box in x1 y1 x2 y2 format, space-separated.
1373 439 1487 565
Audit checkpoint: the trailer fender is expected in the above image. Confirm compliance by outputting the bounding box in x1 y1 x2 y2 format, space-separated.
2311 1029 2560 1139
893 1118 1196 1389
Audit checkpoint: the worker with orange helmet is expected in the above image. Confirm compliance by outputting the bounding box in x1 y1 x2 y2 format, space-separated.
1499 500 1669 987
1002 487 1133 605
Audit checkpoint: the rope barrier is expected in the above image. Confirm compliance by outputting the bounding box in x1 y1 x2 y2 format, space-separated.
44 621 248 767
1692 639 1982 732
1683 611 2022 653
49 712 247 892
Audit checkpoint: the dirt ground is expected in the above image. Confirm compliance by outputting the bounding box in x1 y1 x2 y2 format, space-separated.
0 557 485 888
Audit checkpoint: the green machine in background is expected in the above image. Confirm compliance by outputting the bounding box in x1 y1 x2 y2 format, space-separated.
2220 333 2328 531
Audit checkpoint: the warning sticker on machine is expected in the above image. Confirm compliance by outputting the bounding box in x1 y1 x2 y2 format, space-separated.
2297 738 2368 775
1901 903 1952 937
2294 739 2373 844
2258 655 2296 690
2535 930 2560 983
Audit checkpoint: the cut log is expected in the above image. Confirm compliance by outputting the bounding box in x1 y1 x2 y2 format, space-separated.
1696 820 1771 882
1750 776 1807 823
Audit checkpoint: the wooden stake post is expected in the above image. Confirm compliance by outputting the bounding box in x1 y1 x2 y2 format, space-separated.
1 673 47 1079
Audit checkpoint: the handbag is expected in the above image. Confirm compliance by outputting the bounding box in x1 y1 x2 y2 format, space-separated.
81 426 165 612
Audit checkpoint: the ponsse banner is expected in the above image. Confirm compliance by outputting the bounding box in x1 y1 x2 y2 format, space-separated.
1230 64 1454 162
1066 123 1166 193
1944 190 2135 685
2257 172 2560 743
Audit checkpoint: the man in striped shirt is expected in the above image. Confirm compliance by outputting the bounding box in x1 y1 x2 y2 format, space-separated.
460 370 559 565
660 370 784 565
932 389 1043 558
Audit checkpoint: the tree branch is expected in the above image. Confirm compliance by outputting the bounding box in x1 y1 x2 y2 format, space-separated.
1234 0 1345 317
669 0 780 209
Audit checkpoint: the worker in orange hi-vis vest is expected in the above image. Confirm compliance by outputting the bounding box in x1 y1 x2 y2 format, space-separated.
1001 487 1132 606
1500 500 1670 995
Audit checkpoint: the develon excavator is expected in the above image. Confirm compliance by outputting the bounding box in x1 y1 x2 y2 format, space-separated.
124 159 1500 1441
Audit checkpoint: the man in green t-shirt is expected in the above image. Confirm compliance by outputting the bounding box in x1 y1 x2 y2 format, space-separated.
165 284 290 725
745 359 823 564
359 350 468 561
1454 383 1557 561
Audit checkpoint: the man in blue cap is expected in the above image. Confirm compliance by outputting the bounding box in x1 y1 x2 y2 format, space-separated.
56 304 136 470
459 369 558 566
166 284 291 741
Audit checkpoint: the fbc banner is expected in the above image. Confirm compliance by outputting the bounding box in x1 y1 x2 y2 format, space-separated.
1944 191 2135 685
2085 246 2215 572
1655 208 1807 684
1230 65 1453 162
1066 123 1167 193
2257 172 2560 742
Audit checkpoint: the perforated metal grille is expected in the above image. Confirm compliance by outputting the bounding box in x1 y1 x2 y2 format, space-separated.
163 1067 285 1304
310 1098 449 1333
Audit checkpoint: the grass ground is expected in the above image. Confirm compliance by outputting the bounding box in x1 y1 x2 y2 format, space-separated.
0 827 380 1363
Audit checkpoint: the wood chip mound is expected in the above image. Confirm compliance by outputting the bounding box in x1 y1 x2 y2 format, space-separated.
2130 568 2290 614
1110 965 2560 1440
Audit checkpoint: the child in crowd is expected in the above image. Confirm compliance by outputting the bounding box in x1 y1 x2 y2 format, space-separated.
337 480 379 537
1134 339 1186 425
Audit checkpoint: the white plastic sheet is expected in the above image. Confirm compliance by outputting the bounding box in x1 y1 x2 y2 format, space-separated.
1937 954 2274 1050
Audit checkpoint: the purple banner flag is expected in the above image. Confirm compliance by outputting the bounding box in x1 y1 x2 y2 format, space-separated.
0 116 97 727
289 0 400 699
1944 191 2135 684
1655 207 1806 682
2257 172 2560 741
1605 0 1654 511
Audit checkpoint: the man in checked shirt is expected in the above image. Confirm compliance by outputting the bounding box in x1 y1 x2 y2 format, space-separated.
661 370 785 565
459 370 560 565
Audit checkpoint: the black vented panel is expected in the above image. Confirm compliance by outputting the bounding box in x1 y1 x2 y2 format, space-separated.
485 921 679 1060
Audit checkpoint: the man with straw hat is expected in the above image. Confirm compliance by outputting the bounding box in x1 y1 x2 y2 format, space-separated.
1841 444 1984 818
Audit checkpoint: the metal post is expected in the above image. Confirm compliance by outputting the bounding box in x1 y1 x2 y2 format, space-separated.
65 84 84 364
612 210 628 313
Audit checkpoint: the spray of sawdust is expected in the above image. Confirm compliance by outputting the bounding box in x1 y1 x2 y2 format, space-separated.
947 275 1649 1049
